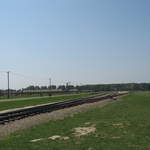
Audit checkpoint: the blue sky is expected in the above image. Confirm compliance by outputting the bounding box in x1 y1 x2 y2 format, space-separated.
0 0 150 89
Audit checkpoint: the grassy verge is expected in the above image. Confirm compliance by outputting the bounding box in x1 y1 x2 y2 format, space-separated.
1 92 150 150
0 94 47 99
0 93 93 111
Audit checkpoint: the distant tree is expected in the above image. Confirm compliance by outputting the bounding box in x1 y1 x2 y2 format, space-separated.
22 83 150 92
58 85 66 91
0 90 2 96
48 85 56 90
34 86 40 90
74 83 150 92
40 86 48 90
26 85 35 90
67 85 75 90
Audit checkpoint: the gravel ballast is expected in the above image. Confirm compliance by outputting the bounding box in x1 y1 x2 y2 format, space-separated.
0 98 113 137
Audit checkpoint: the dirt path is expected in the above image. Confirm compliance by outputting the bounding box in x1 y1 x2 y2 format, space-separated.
0 98 114 137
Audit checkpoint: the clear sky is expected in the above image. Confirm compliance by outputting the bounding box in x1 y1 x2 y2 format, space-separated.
0 0 150 89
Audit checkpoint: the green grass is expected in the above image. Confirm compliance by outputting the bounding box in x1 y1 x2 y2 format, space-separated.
0 94 47 99
0 93 93 111
1 91 150 150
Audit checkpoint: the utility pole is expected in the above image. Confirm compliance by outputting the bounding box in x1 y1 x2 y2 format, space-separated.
48 78 52 96
66 82 70 91
7 71 10 99
49 78 51 90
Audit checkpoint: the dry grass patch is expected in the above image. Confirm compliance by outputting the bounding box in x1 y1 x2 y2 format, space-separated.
73 125 96 137
30 135 69 143
48 135 69 140
30 138 45 142
112 122 130 128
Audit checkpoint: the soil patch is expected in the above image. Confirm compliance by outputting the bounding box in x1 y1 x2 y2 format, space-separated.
73 125 96 137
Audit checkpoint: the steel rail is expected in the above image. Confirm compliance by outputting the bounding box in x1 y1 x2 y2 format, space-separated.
0 92 127 124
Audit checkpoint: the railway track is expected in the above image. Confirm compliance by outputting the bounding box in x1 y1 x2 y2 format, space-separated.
0 92 128 124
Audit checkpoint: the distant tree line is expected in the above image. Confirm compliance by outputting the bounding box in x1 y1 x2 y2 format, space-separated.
22 85 57 90
22 85 76 91
76 83 150 91
21 83 150 91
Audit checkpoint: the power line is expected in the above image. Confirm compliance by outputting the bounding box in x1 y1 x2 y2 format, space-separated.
49 78 52 90
0 71 55 90
7 71 10 98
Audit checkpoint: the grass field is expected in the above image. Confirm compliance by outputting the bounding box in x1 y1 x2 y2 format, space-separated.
0 93 93 111
0 94 47 99
0 91 150 150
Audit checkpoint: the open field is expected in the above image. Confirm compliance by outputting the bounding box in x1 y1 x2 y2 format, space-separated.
0 93 93 111
0 93 82 100
0 91 150 150
0 94 47 100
